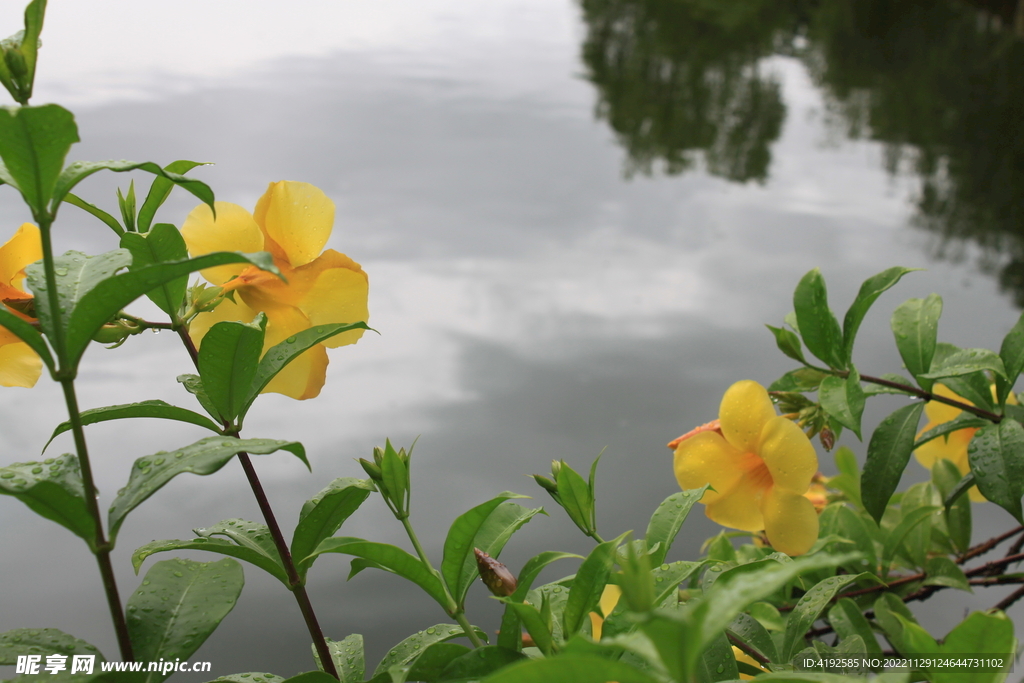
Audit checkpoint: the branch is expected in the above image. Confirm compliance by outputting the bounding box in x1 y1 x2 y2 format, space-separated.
852 372 1003 423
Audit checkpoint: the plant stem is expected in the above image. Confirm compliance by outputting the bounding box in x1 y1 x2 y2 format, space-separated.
175 326 340 678
234 450 339 679
37 217 134 660
843 371 1003 422
399 518 484 648
61 379 134 661
453 611 485 649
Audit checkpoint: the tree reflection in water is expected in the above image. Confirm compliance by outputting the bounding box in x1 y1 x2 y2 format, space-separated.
579 0 1024 303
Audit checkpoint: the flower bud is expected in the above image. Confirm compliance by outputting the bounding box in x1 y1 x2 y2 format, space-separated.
3 47 27 78
550 460 562 479
358 458 383 482
818 426 835 452
474 548 517 597
530 474 558 494
372 446 385 468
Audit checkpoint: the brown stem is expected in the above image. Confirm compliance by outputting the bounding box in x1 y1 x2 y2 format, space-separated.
176 326 339 678
960 526 1024 563
726 631 770 666
994 585 1024 611
851 372 1003 423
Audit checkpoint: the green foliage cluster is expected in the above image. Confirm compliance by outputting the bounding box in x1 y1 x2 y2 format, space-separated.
0 3 1023 683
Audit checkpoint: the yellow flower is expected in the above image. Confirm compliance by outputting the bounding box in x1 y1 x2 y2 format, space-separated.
588 584 622 640
732 646 769 679
914 383 1013 502
182 181 369 400
0 223 43 388
670 380 819 556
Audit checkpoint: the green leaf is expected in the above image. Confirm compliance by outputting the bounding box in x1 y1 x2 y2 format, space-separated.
441 491 529 609
944 471 976 509
310 538 450 609
862 373 917 396
120 224 189 316
726 612 779 662
873 592 917 655
828 598 882 656
117 181 136 232
137 160 208 233
922 556 970 591
379 440 409 516
0 0 46 105
834 505 878 573
311 634 365 682
997 310 1024 406
819 370 865 439
459 501 544 606
554 460 596 535
29 250 279 370
281 674 335 683
497 551 581 651
898 483 935 569
438 646 525 680
108 436 308 541
931 459 972 554
0 104 78 216
914 413 991 450
881 506 938 574
132 534 287 585
781 573 873 661
861 403 924 523
373 625 485 677
0 628 104 664
920 348 1007 381
177 374 219 422
766 324 806 364
50 159 214 218
198 317 266 423
769 368 828 392
127 558 243 683
968 420 1024 523
696 633 738 682
0 307 54 375
402 642 471 683
936 611 1015 683
843 267 919 363
891 294 942 390
599 560 706 640
208 675 284 683
63 192 124 235
43 400 220 453
563 532 627 638
241 321 371 420
291 478 375 580
793 268 846 369
644 486 708 566
0 453 95 548
480 654 661 683
25 248 132 342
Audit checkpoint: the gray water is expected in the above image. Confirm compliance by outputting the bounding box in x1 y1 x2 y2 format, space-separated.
2 0 1023 679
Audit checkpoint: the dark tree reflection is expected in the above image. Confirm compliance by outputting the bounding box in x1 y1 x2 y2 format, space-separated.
578 0 801 182
579 0 1024 304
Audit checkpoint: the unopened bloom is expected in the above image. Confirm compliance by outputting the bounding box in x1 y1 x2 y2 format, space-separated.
670 380 819 556
0 223 42 387
914 383 1012 502
182 181 368 399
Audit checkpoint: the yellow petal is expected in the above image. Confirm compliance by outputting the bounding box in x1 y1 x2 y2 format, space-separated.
704 464 771 532
673 431 747 504
924 384 966 424
0 329 42 387
589 584 622 640
260 304 329 400
295 250 369 348
0 223 42 292
719 380 777 453
761 486 819 556
182 202 265 285
758 416 817 494
253 181 334 268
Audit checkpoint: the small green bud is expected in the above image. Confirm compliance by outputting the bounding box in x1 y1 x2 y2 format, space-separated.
530 474 558 494
3 47 27 78
358 458 383 482
91 319 141 347
474 548 517 597
550 460 562 478
372 446 385 467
